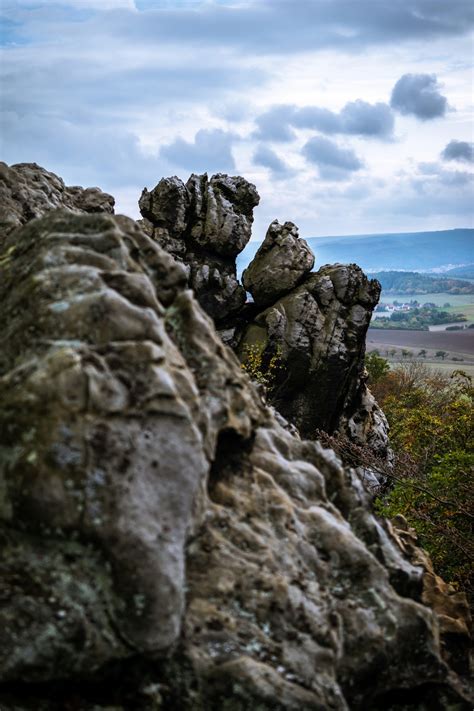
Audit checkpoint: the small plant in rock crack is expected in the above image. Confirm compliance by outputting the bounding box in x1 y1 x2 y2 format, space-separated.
240 343 283 389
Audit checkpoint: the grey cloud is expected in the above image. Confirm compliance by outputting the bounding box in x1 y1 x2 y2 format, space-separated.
0 110 167 189
441 139 474 163
160 128 236 173
291 106 339 134
302 136 363 179
417 161 473 187
253 106 297 142
94 1 474 55
338 100 394 136
254 100 394 141
253 145 293 179
390 73 447 120
4 0 473 58
0 54 265 120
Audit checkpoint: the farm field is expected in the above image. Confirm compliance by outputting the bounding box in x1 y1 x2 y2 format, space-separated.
367 327 474 355
379 291 474 309
444 302 474 323
366 328 474 377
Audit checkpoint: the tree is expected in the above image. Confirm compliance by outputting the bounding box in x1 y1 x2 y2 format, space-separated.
418 349 427 358
365 351 390 383
435 350 448 360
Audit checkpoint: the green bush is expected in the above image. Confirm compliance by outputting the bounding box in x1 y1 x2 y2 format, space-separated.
365 351 390 383
374 365 473 593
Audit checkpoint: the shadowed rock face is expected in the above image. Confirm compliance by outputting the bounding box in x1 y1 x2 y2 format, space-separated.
139 172 260 325
0 162 114 242
0 204 471 709
239 263 384 441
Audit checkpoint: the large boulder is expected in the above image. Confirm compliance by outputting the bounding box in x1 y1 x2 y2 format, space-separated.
139 172 260 324
242 220 315 308
0 208 471 709
0 162 114 242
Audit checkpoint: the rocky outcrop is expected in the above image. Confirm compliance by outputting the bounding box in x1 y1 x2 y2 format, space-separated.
238 263 385 444
242 220 314 308
139 172 260 324
0 210 262 683
137 174 386 452
0 200 471 709
0 162 114 242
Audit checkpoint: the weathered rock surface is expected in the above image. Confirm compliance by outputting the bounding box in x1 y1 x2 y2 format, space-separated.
0 162 114 242
242 220 315 308
0 204 471 709
139 172 260 324
239 263 387 446
339 371 391 458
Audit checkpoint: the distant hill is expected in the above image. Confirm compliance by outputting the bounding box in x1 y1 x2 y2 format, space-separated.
372 271 474 295
442 264 474 280
238 228 474 274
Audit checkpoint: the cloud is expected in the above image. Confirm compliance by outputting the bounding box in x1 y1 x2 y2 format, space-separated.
417 161 473 186
77 0 474 55
4 0 473 57
0 110 166 188
302 136 363 180
337 100 394 137
160 128 236 173
253 100 394 141
12 0 135 9
441 139 474 163
252 145 293 179
390 73 448 120
253 106 296 142
367 161 474 220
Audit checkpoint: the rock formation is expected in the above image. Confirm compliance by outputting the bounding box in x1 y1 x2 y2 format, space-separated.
238 263 388 444
0 164 471 709
139 172 387 452
242 220 314 308
0 162 114 241
139 173 259 325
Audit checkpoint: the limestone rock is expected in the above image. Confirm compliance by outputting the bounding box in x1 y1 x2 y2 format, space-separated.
242 220 315 307
0 162 114 242
340 376 391 458
139 172 260 324
0 209 470 709
238 263 383 441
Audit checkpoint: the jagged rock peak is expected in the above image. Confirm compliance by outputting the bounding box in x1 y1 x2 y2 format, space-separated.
242 219 315 307
139 172 260 324
0 162 115 242
139 172 260 258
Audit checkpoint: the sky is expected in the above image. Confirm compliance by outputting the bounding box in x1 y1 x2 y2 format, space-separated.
1 0 473 240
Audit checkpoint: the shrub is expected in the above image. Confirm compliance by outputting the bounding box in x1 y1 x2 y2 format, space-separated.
240 343 282 388
373 364 473 594
365 351 390 383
